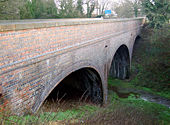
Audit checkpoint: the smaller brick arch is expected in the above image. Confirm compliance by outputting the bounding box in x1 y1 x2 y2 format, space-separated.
32 62 104 113
109 45 130 79
132 35 141 50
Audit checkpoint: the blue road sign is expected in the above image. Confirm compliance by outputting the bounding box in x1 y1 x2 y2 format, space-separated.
105 10 111 14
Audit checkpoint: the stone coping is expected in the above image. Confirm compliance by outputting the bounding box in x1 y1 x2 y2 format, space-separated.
0 17 144 32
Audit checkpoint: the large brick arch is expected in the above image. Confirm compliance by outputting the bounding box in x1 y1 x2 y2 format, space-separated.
32 61 104 113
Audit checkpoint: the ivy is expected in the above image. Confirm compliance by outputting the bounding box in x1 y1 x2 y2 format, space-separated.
142 0 170 28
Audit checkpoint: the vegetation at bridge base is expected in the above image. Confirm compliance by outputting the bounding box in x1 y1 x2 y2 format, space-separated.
131 24 170 96
84 91 170 125
1 88 170 124
0 104 100 124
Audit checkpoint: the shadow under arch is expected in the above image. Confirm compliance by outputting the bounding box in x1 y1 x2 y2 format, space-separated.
109 45 130 79
32 63 103 113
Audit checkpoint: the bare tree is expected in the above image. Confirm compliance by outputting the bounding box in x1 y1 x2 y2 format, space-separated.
85 0 96 17
112 0 143 18
97 0 109 15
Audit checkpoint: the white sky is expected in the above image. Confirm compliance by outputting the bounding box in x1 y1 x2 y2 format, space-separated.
54 0 137 14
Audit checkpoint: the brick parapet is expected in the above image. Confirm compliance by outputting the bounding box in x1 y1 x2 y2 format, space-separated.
0 17 144 32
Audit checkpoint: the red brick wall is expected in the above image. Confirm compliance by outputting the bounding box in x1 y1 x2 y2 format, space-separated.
0 18 144 113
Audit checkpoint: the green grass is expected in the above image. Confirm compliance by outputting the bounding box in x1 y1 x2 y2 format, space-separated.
108 77 133 88
79 89 170 124
105 89 170 125
0 104 99 124
108 77 170 99
119 95 170 124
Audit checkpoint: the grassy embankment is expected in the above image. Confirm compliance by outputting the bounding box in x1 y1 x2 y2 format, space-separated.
0 25 170 124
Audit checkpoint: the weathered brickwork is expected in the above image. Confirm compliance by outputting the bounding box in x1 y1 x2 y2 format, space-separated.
0 18 144 114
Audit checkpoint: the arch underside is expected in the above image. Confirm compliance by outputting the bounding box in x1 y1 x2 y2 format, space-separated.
109 45 130 79
51 68 103 104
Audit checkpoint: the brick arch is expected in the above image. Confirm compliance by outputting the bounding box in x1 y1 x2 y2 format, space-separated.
31 60 104 113
132 35 141 52
109 44 130 79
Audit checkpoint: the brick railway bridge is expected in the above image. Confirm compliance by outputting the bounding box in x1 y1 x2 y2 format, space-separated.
0 18 144 114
